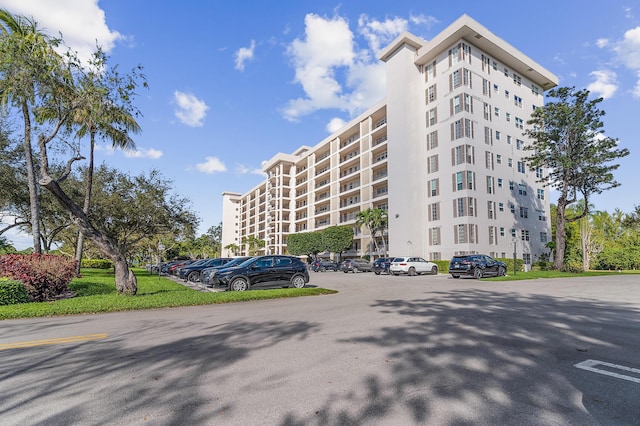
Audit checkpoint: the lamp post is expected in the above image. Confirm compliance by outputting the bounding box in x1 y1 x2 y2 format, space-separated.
158 242 165 280
512 237 517 276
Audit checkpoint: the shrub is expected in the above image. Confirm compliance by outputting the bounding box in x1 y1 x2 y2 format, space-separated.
81 259 113 269
0 254 78 302
0 277 29 305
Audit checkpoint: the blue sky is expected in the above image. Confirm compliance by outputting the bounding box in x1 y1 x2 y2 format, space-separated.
2 0 639 250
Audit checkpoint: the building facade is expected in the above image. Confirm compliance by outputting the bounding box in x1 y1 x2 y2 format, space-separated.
221 15 558 264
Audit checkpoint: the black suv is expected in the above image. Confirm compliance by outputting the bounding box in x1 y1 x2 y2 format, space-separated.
311 260 340 272
178 258 232 282
372 257 393 275
448 254 507 279
214 255 309 291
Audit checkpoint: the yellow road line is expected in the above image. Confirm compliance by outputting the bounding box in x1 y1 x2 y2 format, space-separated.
0 333 108 350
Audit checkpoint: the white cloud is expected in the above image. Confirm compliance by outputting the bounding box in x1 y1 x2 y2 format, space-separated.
123 147 163 159
326 117 346 133
195 157 226 174
235 164 266 176
282 13 397 125
587 70 618 99
1 0 125 64
235 40 256 71
611 26 640 98
409 13 438 29
173 91 209 127
596 38 609 48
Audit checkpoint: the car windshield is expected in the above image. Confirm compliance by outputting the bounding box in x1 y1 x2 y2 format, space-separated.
224 257 250 267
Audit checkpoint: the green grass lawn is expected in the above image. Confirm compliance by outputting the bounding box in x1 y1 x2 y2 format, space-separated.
0 268 337 320
483 269 638 281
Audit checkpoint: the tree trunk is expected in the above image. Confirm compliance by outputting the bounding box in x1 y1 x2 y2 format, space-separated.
21 102 42 253
41 177 137 295
75 132 95 274
554 198 567 270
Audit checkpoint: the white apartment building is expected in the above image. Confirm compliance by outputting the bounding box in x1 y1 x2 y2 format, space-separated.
221 15 558 264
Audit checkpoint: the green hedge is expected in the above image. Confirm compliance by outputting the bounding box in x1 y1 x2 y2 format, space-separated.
0 277 29 305
81 259 113 269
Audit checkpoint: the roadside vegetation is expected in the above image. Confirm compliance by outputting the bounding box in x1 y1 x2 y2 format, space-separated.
483 269 637 282
0 269 336 320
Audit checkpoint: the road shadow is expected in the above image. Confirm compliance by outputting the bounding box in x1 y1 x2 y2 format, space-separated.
281 288 640 425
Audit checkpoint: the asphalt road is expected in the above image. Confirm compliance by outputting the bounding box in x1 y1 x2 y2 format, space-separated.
1 272 639 425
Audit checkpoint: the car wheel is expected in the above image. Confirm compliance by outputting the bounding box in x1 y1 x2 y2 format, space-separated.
498 266 506 277
430 266 438 275
374 271 381 275
451 274 460 279
474 268 484 279
187 271 200 282
230 277 249 291
408 267 416 276
290 274 306 289
353 267 359 273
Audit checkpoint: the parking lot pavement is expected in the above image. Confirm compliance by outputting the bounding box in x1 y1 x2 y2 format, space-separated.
2 272 638 425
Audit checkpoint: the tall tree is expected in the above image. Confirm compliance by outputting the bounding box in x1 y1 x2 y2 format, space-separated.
523 87 629 269
0 10 63 253
0 9 147 294
70 50 142 272
356 208 388 258
321 225 353 262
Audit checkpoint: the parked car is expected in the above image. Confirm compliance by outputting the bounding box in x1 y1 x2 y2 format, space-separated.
169 260 195 275
179 257 233 282
340 259 372 273
311 260 340 272
213 255 310 291
389 257 438 276
448 254 507 279
372 257 394 275
201 257 252 286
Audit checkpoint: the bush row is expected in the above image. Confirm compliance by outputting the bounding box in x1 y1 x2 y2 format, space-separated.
0 254 78 303
81 259 113 269
0 277 29 305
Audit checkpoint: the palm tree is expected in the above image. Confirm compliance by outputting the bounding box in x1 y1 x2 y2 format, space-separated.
224 243 240 256
371 208 389 257
356 208 389 259
71 53 141 272
0 9 61 253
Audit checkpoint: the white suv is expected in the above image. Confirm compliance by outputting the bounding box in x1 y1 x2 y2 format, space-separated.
389 257 438 276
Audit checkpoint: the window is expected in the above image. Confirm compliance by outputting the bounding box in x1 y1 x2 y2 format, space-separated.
509 180 515 190
483 78 491 96
484 103 491 120
452 144 474 165
486 176 495 194
518 184 527 196
427 108 437 127
489 226 497 244
521 229 530 241
494 107 500 117
427 84 437 103
428 155 439 173
496 154 502 164
497 178 503 187
427 131 438 150
482 54 491 73
507 135 512 144
537 209 546 221
488 201 496 219
485 151 494 169
505 90 510 98
516 139 525 150
429 178 439 196
508 158 513 167
495 130 501 141
452 118 473 140
430 227 441 245
499 203 504 212
457 224 467 243
456 172 463 191
517 161 526 174
540 232 547 243
500 227 505 236
493 83 499 93
506 112 511 122
514 95 523 108
531 84 540 95
511 228 516 237
536 167 543 178
426 61 436 81
429 203 440 221
484 126 493 145
519 207 528 218
509 202 515 213
515 117 524 129
467 171 475 189
512 73 522 86
537 188 545 200
454 197 476 217
453 95 461 113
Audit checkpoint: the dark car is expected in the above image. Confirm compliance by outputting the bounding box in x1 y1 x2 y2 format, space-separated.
311 260 340 272
179 257 233 282
201 257 252 286
213 255 310 291
448 254 507 279
372 257 393 275
340 258 372 273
